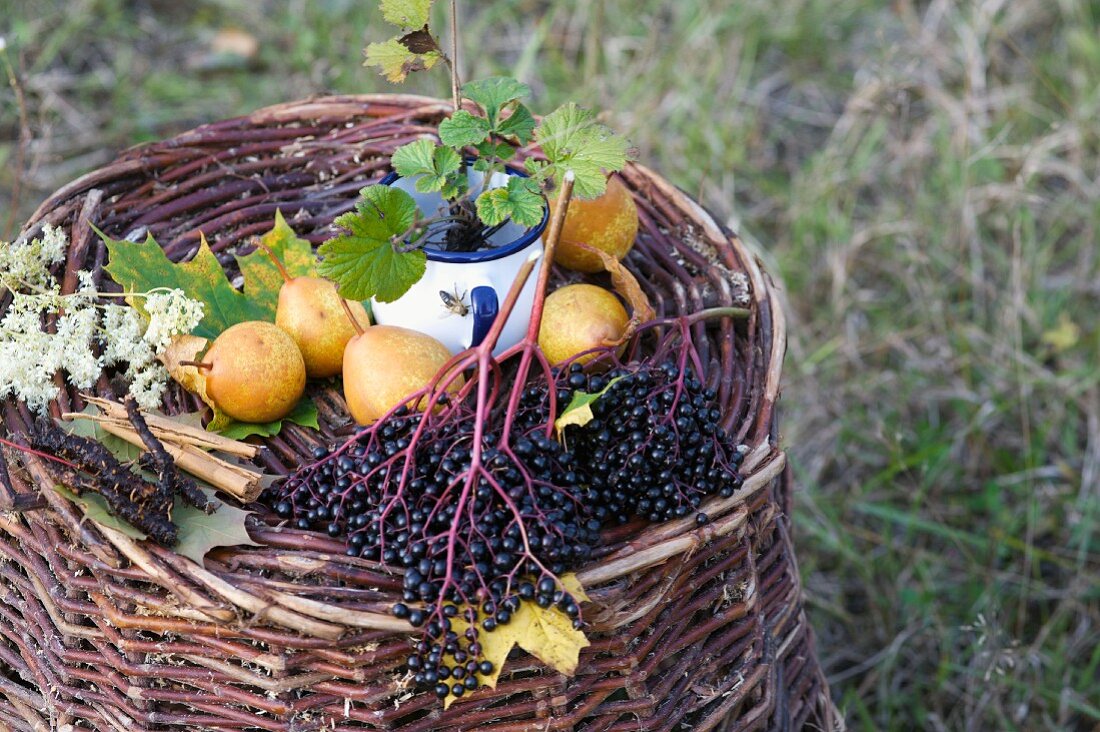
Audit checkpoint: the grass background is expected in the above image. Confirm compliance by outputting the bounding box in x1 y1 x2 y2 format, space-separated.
2 0 1099 728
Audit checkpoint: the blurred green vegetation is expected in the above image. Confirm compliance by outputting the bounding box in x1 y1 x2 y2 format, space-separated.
2 0 1099 729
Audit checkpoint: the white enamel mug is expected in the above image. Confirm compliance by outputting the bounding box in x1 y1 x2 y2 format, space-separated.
369 166 547 356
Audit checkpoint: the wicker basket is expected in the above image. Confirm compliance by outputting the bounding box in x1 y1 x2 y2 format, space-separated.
0 95 840 731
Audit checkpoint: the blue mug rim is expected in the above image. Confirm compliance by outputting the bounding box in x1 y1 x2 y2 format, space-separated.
379 163 549 263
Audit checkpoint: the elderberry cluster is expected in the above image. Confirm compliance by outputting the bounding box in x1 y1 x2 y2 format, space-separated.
560 360 745 525
269 354 744 700
273 400 595 698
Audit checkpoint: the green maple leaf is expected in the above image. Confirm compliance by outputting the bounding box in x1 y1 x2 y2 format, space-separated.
317 185 427 303
391 139 462 193
462 77 530 126
535 103 631 199
438 110 492 148
214 397 319 440
100 228 269 339
365 37 442 83
476 176 545 228
380 0 433 28
174 492 262 565
235 209 318 316
54 485 149 540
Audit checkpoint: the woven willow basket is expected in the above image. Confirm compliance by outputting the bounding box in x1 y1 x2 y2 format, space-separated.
0 95 839 731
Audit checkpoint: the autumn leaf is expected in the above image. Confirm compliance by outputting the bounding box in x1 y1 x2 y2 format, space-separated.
442 573 590 708
54 485 149 540
555 376 625 433
215 397 320 440
161 333 220 414
380 0 433 28
101 230 259 339
173 492 261 564
574 242 654 343
364 37 443 83
235 210 318 316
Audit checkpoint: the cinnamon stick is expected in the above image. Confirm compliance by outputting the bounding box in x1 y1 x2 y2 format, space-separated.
80 395 258 458
93 421 263 503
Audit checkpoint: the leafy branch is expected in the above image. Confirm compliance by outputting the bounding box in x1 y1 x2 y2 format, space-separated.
338 0 632 305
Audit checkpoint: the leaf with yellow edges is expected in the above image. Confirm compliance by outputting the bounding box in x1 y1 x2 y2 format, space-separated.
554 376 624 433
441 573 590 708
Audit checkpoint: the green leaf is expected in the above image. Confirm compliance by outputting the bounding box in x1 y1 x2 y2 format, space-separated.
475 139 517 162
235 210 318 317
216 397 319 440
100 228 269 340
535 103 631 199
174 492 261 565
392 138 438 177
380 0 433 28
365 37 442 83
555 376 625 432
392 139 462 193
461 77 530 126
496 103 536 145
54 485 149 541
438 110 492 148
476 177 546 228
440 173 468 200
318 185 427 303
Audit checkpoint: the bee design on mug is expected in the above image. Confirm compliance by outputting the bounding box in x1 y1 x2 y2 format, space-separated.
439 286 470 317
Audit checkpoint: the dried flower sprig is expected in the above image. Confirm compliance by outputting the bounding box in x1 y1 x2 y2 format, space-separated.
0 225 204 413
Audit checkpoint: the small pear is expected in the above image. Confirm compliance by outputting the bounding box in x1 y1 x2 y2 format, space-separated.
197 321 306 423
259 243 369 378
538 284 629 366
342 321 462 425
549 174 639 273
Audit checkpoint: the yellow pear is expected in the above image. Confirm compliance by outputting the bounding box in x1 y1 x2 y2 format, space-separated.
258 243 369 378
343 325 462 424
549 174 639 273
200 321 306 423
538 284 629 366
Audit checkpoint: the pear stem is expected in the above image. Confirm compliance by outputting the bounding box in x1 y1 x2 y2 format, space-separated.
255 242 292 283
179 360 212 370
339 295 366 336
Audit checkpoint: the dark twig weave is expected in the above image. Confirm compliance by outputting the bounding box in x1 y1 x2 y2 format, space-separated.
0 94 840 732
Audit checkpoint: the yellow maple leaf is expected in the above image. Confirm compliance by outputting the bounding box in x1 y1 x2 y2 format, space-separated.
442 573 590 709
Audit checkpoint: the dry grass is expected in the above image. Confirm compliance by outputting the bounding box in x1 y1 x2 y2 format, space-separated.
2 0 1098 729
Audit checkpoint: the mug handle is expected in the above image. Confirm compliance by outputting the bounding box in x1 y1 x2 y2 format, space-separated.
470 286 499 348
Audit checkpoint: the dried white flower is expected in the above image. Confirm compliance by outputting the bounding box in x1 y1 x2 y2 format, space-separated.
143 289 205 353
0 228 205 414
56 307 101 389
